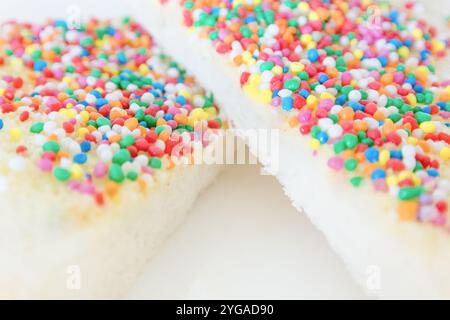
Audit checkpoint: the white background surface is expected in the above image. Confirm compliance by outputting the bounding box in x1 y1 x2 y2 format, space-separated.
128 165 366 299
6 0 447 299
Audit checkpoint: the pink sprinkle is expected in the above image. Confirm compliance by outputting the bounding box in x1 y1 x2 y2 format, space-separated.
297 109 311 123
373 179 388 192
93 162 107 178
37 158 53 172
327 156 344 171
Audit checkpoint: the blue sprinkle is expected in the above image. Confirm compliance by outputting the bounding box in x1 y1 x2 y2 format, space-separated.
317 131 329 144
95 98 108 107
389 10 399 23
378 56 388 67
281 96 293 111
422 105 431 114
307 49 319 62
34 60 47 71
405 76 416 86
388 39 402 49
244 16 256 24
73 153 88 164
299 89 310 99
0 119 3 130
414 84 423 93
365 147 379 163
427 169 439 177
335 95 347 105
117 52 127 65
437 101 446 110
175 96 186 105
80 141 91 153
390 150 403 159
90 90 102 98
404 39 412 48
371 169 386 180
163 114 173 121
272 90 280 98
318 74 329 84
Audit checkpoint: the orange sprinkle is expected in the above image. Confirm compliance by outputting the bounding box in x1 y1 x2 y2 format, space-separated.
397 200 418 221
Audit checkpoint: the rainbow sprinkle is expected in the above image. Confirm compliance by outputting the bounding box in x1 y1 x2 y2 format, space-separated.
177 0 449 225
0 17 224 205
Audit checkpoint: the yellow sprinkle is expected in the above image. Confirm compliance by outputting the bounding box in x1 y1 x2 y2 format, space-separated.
79 110 89 122
300 34 312 45
258 89 272 104
59 108 77 118
386 176 398 187
308 11 319 21
297 1 310 12
190 108 208 121
379 149 390 166
406 93 417 106
399 170 413 181
243 84 258 99
308 138 320 150
71 164 83 180
272 65 283 75
306 95 318 108
412 28 423 40
398 46 410 59
77 127 89 138
178 89 191 100
407 136 418 145
248 73 261 86
419 121 436 134
319 92 335 102
440 147 450 161
290 62 304 74
353 49 363 60
138 64 149 76
10 128 21 141
412 174 421 186
306 42 316 50
242 51 252 62
431 40 445 52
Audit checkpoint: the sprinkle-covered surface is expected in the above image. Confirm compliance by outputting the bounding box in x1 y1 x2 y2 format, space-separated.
177 0 450 225
0 17 224 205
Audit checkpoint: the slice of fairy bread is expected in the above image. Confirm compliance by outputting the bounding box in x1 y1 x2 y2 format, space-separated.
0 17 226 298
131 0 450 298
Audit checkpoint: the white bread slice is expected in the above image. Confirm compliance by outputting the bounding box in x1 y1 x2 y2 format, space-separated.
131 0 450 298
0 158 221 299
0 18 224 298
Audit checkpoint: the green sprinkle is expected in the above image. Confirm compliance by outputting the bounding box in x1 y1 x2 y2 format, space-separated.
342 134 358 149
398 186 424 200
414 111 431 124
350 176 363 187
260 61 274 72
30 122 44 133
112 149 131 165
149 157 162 169
344 158 358 171
284 78 300 91
119 134 135 148
53 167 71 181
43 141 60 153
96 117 111 127
109 164 125 183
127 171 138 181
